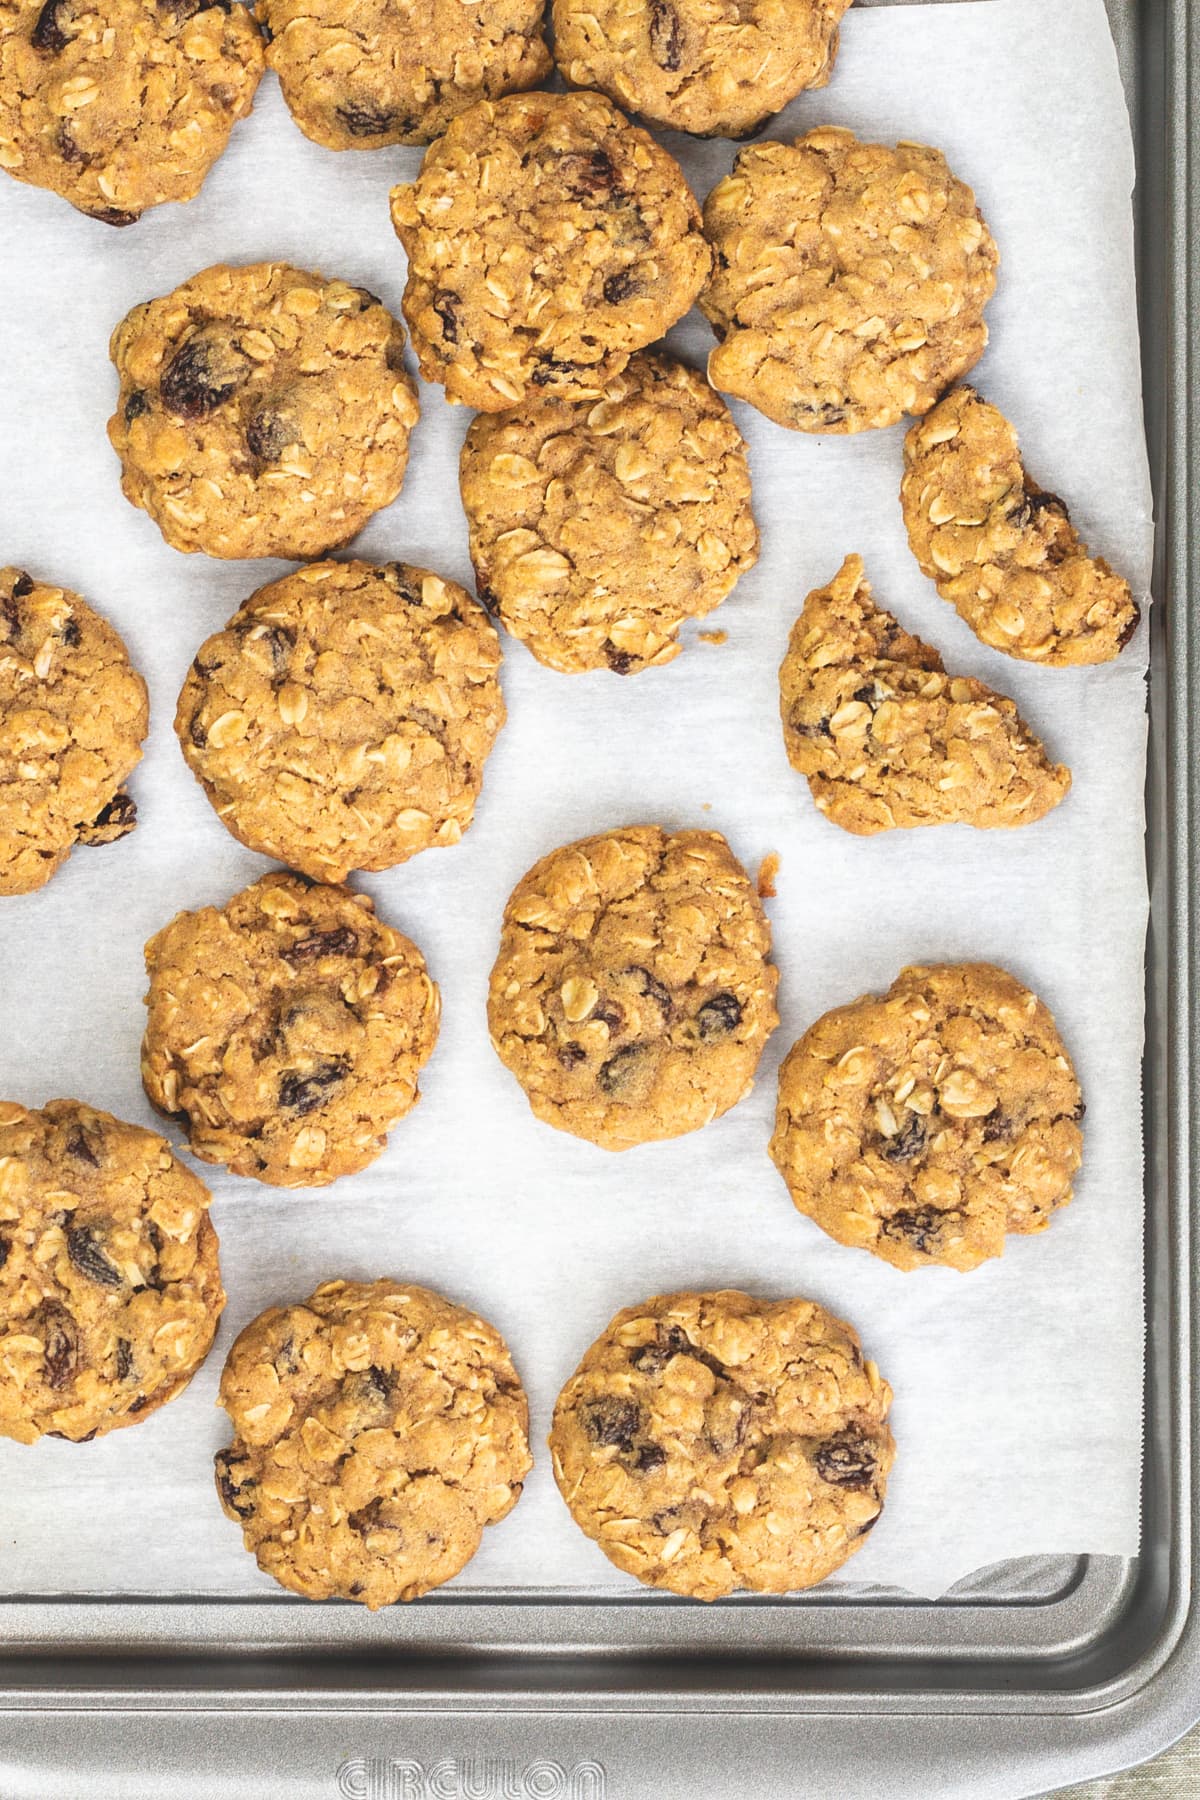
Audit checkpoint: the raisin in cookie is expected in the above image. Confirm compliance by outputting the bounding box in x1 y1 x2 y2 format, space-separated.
0 1099 223 1445
176 560 505 882
779 554 1070 834
901 387 1140 664
0 566 148 896
259 0 549 150
487 825 778 1150
701 126 998 434
550 1289 894 1600
553 0 850 141
390 90 711 412
769 962 1084 1273
0 0 263 225
215 1277 531 1606
142 872 440 1188
460 353 758 675
107 262 420 561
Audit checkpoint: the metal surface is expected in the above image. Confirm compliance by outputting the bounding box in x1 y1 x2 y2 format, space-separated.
0 2 1193 1795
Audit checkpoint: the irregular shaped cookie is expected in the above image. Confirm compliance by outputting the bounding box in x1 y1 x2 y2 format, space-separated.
900 387 1140 664
487 824 778 1150
142 872 440 1187
107 262 420 560
390 90 711 411
0 0 263 225
0 1098 223 1444
769 962 1084 1272
176 560 505 882
259 0 550 150
553 0 850 140
460 353 758 674
0 566 148 896
550 1289 894 1599
215 1277 531 1606
701 126 998 433
779 554 1070 834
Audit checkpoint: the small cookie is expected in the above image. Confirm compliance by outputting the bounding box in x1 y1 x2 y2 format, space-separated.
215 1277 531 1606
390 91 711 411
550 1289 894 1599
0 1099 223 1445
0 0 263 225
107 262 419 561
900 387 1140 664
553 0 850 141
701 126 998 433
176 560 505 882
142 872 440 1188
259 0 550 150
0 566 148 896
460 353 758 674
779 554 1071 834
487 824 779 1150
769 962 1084 1272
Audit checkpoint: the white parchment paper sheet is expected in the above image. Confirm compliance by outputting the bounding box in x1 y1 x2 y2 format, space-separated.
0 0 1151 1600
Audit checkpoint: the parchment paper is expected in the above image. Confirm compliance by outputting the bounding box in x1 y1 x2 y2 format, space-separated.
0 0 1151 1601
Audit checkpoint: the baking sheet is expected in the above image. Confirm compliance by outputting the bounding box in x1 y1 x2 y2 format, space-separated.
0 0 1151 1601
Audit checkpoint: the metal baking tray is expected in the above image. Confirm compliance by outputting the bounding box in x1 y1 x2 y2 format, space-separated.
0 1 1192 1794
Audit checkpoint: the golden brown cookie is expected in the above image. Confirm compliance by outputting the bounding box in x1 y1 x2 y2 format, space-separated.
460 352 758 675
779 554 1070 834
142 872 440 1188
215 1277 532 1606
390 90 711 411
107 262 420 560
550 1289 894 1599
769 962 1084 1272
700 126 998 433
900 387 1140 664
0 0 263 225
0 566 148 896
487 824 779 1150
0 1098 223 1445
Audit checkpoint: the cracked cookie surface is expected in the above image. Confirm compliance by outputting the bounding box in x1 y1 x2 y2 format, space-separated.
700 126 998 433
176 560 505 882
215 1277 531 1606
769 962 1084 1272
390 90 711 411
107 261 419 560
460 352 758 674
0 0 263 224
142 872 440 1188
901 387 1140 664
487 824 778 1150
550 1288 894 1599
779 554 1070 834
0 1098 223 1444
0 566 148 896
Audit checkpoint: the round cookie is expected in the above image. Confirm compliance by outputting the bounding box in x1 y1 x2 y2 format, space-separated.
215 1277 532 1606
259 0 550 150
700 126 999 434
550 1289 894 1600
107 262 420 561
487 824 779 1150
142 872 440 1188
0 1098 223 1445
176 560 505 883
390 90 711 412
0 0 263 225
769 962 1084 1273
0 566 148 896
553 0 851 141
460 352 759 675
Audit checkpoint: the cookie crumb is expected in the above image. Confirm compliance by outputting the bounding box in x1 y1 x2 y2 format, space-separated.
698 629 728 646
757 853 780 898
